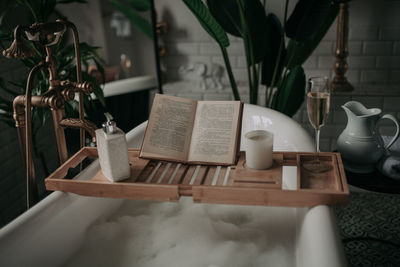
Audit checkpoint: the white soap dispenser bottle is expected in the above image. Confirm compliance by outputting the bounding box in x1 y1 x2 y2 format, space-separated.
95 113 130 182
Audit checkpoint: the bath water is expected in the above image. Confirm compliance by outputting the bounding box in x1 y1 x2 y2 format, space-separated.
64 197 296 267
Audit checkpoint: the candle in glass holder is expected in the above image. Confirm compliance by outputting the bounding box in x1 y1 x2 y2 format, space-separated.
244 130 274 170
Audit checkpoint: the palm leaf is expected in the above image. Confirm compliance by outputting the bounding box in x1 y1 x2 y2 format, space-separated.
182 0 229 48
207 0 268 63
261 13 285 86
285 2 339 68
206 0 241 37
240 0 269 63
127 0 150 11
275 65 305 117
285 0 332 42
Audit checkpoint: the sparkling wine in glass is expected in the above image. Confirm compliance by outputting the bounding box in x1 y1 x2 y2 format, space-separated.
303 77 332 173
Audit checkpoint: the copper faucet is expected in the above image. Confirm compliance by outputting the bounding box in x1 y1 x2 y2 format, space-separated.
3 20 98 208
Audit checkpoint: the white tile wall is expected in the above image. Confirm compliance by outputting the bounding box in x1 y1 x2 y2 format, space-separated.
157 0 400 152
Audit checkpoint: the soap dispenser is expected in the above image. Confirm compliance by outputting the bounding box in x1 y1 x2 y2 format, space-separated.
95 113 130 182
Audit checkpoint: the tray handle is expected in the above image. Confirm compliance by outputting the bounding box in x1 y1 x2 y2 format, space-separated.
47 147 98 179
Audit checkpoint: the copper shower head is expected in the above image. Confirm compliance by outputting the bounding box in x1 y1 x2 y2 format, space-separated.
2 26 35 59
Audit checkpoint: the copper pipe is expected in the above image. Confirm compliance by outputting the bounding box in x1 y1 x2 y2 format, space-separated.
13 95 26 128
52 109 69 164
24 62 46 208
45 46 58 83
16 127 27 171
331 2 354 92
44 45 69 165
62 21 85 150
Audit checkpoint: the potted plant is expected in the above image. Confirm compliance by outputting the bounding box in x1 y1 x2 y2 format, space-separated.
182 0 340 117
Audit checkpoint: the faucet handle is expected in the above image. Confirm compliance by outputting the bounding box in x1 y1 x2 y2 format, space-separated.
75 81 94 95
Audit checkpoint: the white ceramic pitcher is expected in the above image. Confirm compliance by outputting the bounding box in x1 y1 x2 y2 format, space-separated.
337 101 400 173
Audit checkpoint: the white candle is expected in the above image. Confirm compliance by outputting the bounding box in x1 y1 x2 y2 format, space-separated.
244 130 274 170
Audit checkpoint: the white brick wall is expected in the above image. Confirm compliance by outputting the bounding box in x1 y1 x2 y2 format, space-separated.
156 0 400 152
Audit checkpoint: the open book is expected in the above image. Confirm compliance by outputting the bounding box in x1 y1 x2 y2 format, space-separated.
140 94 243 165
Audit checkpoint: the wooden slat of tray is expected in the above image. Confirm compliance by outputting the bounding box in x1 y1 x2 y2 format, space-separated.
170 164 187 184
45 147 349 207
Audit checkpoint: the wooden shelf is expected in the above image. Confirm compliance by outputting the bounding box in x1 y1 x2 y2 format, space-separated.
45 147 349 207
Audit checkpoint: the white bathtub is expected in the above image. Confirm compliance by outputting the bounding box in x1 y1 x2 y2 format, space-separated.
0 104 346 267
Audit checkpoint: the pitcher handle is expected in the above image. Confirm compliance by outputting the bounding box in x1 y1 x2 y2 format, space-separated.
378 114 400 149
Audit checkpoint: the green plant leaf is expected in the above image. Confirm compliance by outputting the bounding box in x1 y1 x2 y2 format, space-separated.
109 0 153 39
182 0 229 48
93 58 106 85
0 0 17 26
42 0 57 22
207 0 269 63
240 0 269 63
0 10 8 26
206 0 241 37
127 0 150 11
285 0 332 42
61 42 101 58
261 13 285 86
275 65 305 117
285 2 339 69
0 29 13 40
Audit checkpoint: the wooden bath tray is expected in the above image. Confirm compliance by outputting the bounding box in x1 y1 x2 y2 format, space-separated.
45 147 349 207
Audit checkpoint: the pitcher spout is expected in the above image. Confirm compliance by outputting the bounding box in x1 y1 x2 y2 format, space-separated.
341 101 381 118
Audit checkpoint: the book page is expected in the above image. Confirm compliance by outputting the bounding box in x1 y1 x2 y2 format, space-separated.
188 101 241 165
140 94 197 162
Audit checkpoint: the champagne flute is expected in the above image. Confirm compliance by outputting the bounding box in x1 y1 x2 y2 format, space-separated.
303 77 331 173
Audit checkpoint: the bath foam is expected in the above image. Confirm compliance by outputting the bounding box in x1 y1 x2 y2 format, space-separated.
65 197 296 267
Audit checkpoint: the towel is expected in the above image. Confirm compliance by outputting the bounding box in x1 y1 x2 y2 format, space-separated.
378 136 400 180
